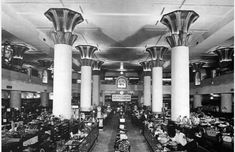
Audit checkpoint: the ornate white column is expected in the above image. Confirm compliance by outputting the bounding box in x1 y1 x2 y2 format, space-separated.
193 94 202 109
146 46 168 113
45 8 83 119
161 10 199 121
140 61 151 107
190 61 205 86
76 45 98 112
41 92 49 107
92 60 104 107
221 94 233 113
10 90 21 110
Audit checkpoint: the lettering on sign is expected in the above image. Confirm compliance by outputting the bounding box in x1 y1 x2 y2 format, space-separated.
112 94 131 101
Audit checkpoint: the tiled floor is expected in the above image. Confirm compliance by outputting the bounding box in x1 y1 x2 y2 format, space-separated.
92 113 150 152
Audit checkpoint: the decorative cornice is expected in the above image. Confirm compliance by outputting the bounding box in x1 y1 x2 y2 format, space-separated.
44 8 84 33
146 46 168 67
51 31 78 45
160 10 199 47
76 45 98 59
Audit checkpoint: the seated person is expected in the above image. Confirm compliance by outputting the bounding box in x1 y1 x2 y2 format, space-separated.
171 126 187 150
154 125 164 136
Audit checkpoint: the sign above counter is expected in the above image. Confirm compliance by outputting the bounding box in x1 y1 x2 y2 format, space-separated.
112 94 131 102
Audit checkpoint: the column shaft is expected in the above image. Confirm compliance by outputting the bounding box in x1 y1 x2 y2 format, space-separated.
193 94 202 109
221 94 233 113
53 44 72 119
41 92 49 107
10 91 21 110
144 76 151 106
171 46 190 121
92 75 100 106
152 67 163 113
81 66 92 111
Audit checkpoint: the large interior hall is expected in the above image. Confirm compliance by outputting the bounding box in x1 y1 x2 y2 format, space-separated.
1 0 234 152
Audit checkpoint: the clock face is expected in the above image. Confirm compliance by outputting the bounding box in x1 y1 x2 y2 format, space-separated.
117 77 127 88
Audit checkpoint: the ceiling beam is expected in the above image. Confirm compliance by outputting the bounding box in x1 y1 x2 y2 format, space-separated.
190 20 234 57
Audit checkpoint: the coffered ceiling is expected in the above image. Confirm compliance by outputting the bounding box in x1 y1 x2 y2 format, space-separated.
1 0 234 74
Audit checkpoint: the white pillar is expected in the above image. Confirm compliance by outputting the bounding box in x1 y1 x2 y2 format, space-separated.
193 94 202 109
41 92 49 107
152 67 163 113
144 75 151 106
81 66 92 111
45 8 84 119
10 90 21 110
53 44 72 119
221 94 233 113
171 46 190 120
92 74 100 106
160 10 199 121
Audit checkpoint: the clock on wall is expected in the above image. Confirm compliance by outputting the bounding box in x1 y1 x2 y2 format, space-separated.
116 76 128 89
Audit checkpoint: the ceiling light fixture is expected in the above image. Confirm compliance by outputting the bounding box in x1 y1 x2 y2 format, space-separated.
120 62 124 75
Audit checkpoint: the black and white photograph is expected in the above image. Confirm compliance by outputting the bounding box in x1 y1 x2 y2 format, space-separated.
1 0 234 152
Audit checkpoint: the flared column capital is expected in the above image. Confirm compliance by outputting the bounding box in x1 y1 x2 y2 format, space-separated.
213 47 234 63
51 31 78 45
160 10 199 47
140 61 151 76
190 61 205 72
76 45 98 66
93 60 104 75
45 8 84 32
146 46 168 67
45 8 83 45
93 60 104 71
166 33 191 48
11 44 29 66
